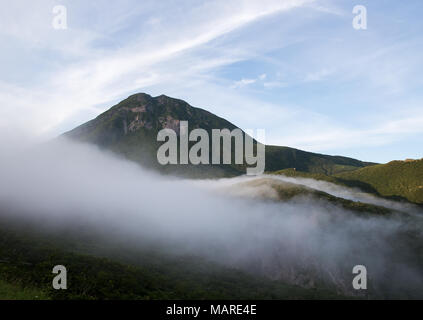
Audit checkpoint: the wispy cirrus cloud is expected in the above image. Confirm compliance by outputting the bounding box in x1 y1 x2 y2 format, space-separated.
0 0 313 138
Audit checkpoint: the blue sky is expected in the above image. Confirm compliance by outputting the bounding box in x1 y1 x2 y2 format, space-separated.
0 0 422 163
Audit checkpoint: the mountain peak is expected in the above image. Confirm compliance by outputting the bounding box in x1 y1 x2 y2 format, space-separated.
124 92 178 102
116 93 191 112
64 92 372 178
123 92 153 104
155 94 169 98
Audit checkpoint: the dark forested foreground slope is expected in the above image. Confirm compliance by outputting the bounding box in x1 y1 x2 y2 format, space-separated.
0 219 344 300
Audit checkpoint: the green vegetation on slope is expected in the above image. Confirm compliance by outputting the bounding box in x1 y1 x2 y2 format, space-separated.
0 279 49 300
271 165 423 205
265 146 372 175
335 159 423 204
271 168 381 194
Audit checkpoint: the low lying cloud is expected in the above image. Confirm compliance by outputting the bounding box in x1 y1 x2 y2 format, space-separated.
0 138 422 298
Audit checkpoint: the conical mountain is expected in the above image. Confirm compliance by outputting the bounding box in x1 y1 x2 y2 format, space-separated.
64 93 372 178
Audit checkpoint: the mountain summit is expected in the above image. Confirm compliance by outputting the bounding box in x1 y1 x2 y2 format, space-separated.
64 93 373 178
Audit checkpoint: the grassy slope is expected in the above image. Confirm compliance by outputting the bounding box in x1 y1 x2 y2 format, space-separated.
335 159 423 204
272 163 423 205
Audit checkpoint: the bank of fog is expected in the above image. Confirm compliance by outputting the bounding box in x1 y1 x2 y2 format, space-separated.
0 139 422 298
